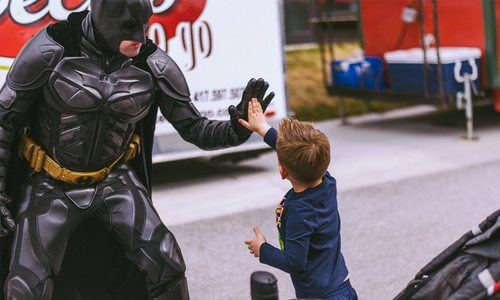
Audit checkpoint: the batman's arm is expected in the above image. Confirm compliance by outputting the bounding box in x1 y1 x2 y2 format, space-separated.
148 49 250 150
0 27 63 234
0 27 64 192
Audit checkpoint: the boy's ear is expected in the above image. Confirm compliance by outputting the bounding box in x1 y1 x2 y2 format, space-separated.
278 165 287 180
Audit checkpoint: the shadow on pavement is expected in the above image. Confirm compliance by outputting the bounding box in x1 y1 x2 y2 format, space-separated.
354 105 500 134
151 158 270 187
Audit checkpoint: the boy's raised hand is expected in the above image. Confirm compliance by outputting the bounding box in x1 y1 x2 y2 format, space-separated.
238 98 271 137
228 78 275 138
244 226 267 257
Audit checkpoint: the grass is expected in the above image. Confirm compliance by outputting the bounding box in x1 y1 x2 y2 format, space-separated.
285 44 407 121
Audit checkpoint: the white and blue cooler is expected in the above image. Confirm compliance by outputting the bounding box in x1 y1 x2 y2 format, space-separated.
384 47 481 96
331 56 384 90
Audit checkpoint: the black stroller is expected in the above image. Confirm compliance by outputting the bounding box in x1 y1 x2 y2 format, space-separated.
394 209 500 300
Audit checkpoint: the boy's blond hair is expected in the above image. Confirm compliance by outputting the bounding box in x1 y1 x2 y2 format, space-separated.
276 118 330 184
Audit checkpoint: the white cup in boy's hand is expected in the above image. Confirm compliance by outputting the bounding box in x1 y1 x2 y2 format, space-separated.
244 226 267 257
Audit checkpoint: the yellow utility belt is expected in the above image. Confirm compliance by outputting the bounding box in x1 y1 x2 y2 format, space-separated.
19 133 141 186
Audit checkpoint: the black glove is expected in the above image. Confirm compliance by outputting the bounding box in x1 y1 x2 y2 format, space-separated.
0 193 15 237
228 78 275 137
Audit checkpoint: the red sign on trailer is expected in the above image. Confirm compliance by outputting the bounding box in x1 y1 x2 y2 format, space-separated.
0 0 206 58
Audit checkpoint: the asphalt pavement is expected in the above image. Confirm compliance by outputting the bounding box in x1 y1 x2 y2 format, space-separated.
150 105 500 300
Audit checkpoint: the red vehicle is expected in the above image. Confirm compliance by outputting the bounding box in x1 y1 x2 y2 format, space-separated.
357 0 500 110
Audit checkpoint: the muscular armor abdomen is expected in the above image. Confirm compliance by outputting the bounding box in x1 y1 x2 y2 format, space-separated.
32 57 154 172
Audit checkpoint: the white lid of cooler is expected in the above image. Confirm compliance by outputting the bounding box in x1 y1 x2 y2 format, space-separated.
384 47 482 64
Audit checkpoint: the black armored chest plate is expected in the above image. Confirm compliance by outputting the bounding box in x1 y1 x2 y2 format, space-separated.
48 57 153 120
33 57 155 172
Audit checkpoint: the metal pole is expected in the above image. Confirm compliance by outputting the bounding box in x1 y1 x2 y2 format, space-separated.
339 96 349 125
418 0 429 98
312 1 330 88
454 60 479 140
325 0 335 60
433 0 446 100
463 74 474 140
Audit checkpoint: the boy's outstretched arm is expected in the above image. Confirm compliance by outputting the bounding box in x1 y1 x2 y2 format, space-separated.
239 98 277 149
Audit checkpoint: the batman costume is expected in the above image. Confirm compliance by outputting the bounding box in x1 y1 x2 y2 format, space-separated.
0 1 275 299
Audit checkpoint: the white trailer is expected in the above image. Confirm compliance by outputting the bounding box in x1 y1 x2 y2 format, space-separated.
0 0 288 163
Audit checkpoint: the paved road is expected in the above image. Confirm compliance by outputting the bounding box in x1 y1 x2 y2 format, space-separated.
150 106 500 299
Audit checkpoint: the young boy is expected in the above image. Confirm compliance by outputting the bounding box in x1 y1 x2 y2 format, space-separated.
241 99 357 300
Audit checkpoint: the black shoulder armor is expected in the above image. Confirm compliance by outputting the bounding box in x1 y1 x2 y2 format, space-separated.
147 48 191 102
6 27 64 91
